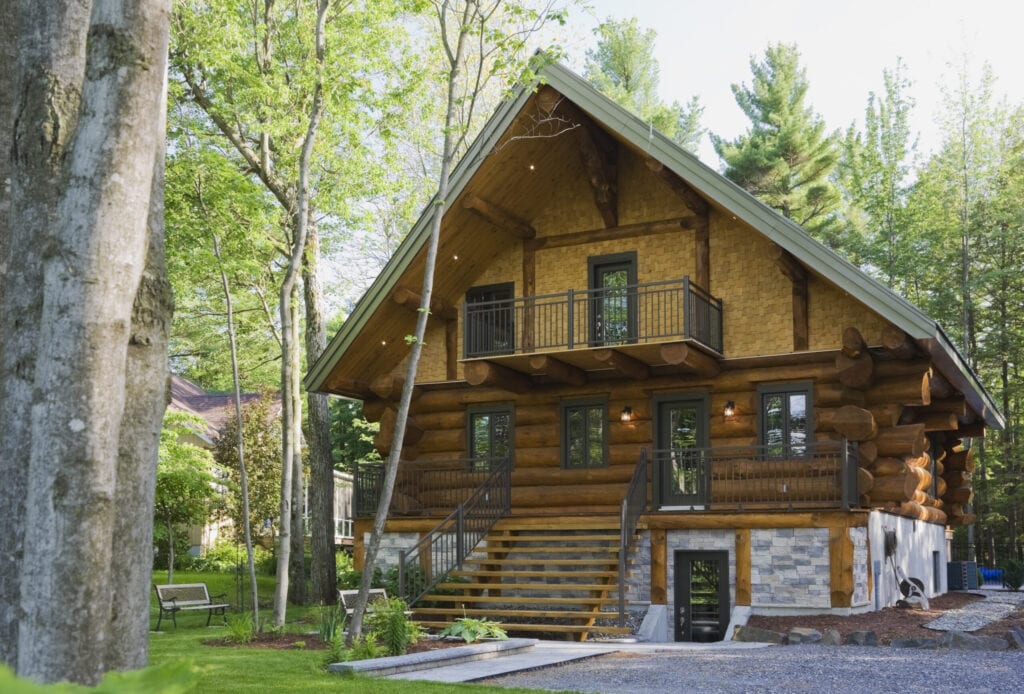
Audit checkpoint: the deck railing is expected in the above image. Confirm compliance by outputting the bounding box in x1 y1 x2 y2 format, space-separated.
354 458 502 518
649 440 860 511
397 457 512 605
618 448 649 627
463 276 723 358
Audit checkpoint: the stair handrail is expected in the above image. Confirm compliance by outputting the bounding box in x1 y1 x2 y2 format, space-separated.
618 448 648 628
398 456 512 606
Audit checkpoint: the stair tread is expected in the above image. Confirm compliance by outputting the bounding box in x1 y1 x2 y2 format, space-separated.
435 581 618 592
419 594 619 605
413 607 621 619
452 570 618 578
474 545 620 553
417 621 632 634
462 558 618 566
486 534 620 542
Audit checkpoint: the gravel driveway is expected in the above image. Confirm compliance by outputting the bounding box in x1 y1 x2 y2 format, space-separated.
480 644 1024 693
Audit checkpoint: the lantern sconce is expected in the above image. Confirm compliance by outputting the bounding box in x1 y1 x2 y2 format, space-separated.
723 401 736 419
620 406 633 423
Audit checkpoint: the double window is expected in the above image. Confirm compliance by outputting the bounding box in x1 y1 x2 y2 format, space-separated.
467 404 513 471
758 383 812 457
562 399 608 469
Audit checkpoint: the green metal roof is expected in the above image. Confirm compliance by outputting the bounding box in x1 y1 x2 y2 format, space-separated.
305 60 1003 430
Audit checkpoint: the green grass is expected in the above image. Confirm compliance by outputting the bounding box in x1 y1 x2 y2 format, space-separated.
148 571 561 693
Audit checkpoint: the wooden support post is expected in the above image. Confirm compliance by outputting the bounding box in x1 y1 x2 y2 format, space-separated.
694 218 710 291
529 354 587 386
446 319 458 380
735 529 751 607
593 348 650 380
651 528 667 604
577 124 617 228
773 244 809 351
522 246 536 351
829 527 854 608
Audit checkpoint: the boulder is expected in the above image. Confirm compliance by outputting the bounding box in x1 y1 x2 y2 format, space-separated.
938 631 1009 651
845 631 878 646
733 625 785 644
889 637 940 649
1007 628 1024 651
786 628 822 645
820 629 842 646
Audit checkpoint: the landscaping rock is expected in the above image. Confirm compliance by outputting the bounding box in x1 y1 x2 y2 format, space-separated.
820 628 842 646
938 631 1009 651
889 637 940 649
786 628 822 645
733 625 785 644
845 631 878 646
1008 628 1024 651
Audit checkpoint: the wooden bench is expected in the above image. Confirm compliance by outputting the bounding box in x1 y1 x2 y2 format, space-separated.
338 588 390 617
154 583 230 630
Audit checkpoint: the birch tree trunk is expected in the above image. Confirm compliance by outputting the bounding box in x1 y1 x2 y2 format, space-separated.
2 0 171 684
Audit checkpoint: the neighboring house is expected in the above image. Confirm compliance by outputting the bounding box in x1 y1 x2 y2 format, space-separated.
305 61 1003 642
168 375 355 552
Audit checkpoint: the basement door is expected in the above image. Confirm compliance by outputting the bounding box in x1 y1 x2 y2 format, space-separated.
674 550 729 642
656 398 709 507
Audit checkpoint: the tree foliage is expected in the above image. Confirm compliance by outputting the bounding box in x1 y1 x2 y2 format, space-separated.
214 398 283 546
712 43 841 242
584 17 704 153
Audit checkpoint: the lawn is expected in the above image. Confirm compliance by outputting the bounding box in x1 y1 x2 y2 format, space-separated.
147 571 556 694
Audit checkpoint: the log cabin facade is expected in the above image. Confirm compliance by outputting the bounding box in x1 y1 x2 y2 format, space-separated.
306 62 1003 641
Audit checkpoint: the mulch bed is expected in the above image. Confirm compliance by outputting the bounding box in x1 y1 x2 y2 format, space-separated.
747 592 1024 643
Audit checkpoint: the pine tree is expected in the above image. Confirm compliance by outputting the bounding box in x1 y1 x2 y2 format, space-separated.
584 17 704 153
712 43 840 242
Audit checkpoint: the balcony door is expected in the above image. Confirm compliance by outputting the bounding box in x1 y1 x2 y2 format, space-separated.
465 282 515 357
656 397 709 507
588 252 636 346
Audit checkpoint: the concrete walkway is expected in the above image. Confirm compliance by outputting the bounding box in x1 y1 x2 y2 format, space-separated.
384 639 770 683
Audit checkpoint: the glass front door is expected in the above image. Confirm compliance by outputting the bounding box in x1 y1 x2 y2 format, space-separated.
656 398 709 507
674 551 730 642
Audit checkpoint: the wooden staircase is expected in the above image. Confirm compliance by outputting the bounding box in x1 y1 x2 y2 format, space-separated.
411 517 634 642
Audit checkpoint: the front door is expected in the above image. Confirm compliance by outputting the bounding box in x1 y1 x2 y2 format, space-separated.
589 253 636 346
674 551 729 642
656 398 709 507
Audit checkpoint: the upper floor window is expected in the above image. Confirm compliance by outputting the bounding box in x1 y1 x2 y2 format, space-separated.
758 383 811 457
562 399 608 469
467 404 513 471
465 282 515 357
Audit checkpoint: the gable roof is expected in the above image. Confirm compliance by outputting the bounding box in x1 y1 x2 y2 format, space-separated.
305 60 1003 430
169 375 270 442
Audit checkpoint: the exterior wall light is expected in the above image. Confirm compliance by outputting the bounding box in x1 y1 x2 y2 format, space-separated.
620 406 633 423
723 401 736 419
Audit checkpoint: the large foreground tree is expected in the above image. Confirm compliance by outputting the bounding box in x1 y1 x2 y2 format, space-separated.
0 0 172 684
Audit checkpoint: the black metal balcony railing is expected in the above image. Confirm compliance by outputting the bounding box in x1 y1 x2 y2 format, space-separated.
650 440 860 511
463 276 723 359
354 458 504 518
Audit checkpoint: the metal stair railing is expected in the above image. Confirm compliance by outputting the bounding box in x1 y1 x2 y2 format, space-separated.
397 456 512 606
618 448 648 628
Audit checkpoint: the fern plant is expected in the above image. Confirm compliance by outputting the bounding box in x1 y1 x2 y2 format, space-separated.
365 596 424 656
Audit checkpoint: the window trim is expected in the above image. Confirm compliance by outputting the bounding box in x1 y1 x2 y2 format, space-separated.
587 251 638 346
466 402 514 471
560 397 609 469
756 382 814 455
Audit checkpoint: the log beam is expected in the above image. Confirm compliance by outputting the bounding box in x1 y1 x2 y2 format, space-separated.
841 326 868 359
660 342 721 376
577 123 617 227
370 374 420 402
880 325 917 360
735 529 752 607
524 217 695 251
593 348 650 380
391 286 457 320
835 327 873 388
644 159 709 216
529 354 587 386
829 527 854 608
463 360 532 393
462 193 536 239
773 244 809 351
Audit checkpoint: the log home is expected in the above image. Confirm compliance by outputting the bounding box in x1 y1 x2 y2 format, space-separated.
306 61 1003 642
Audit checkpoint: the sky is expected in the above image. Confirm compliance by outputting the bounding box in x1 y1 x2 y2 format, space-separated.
558 0 1024 164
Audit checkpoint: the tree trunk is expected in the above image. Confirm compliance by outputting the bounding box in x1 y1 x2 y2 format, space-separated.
303 220 337 605
12 0 170 684
289 293 307 605
105 144 173 672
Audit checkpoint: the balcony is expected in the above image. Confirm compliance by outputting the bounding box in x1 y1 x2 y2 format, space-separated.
462 277 723 363
650 440 860 512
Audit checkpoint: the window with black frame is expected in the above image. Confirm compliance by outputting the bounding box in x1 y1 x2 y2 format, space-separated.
759 384 811 458
562 399 607 469
467 404 513 471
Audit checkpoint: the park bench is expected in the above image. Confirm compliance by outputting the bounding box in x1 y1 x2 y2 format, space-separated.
338 588 409 617
153 583 230 630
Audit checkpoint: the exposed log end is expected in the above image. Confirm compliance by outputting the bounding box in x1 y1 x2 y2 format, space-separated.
593 348 650 380
660 342 720 376
464 361 532 393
